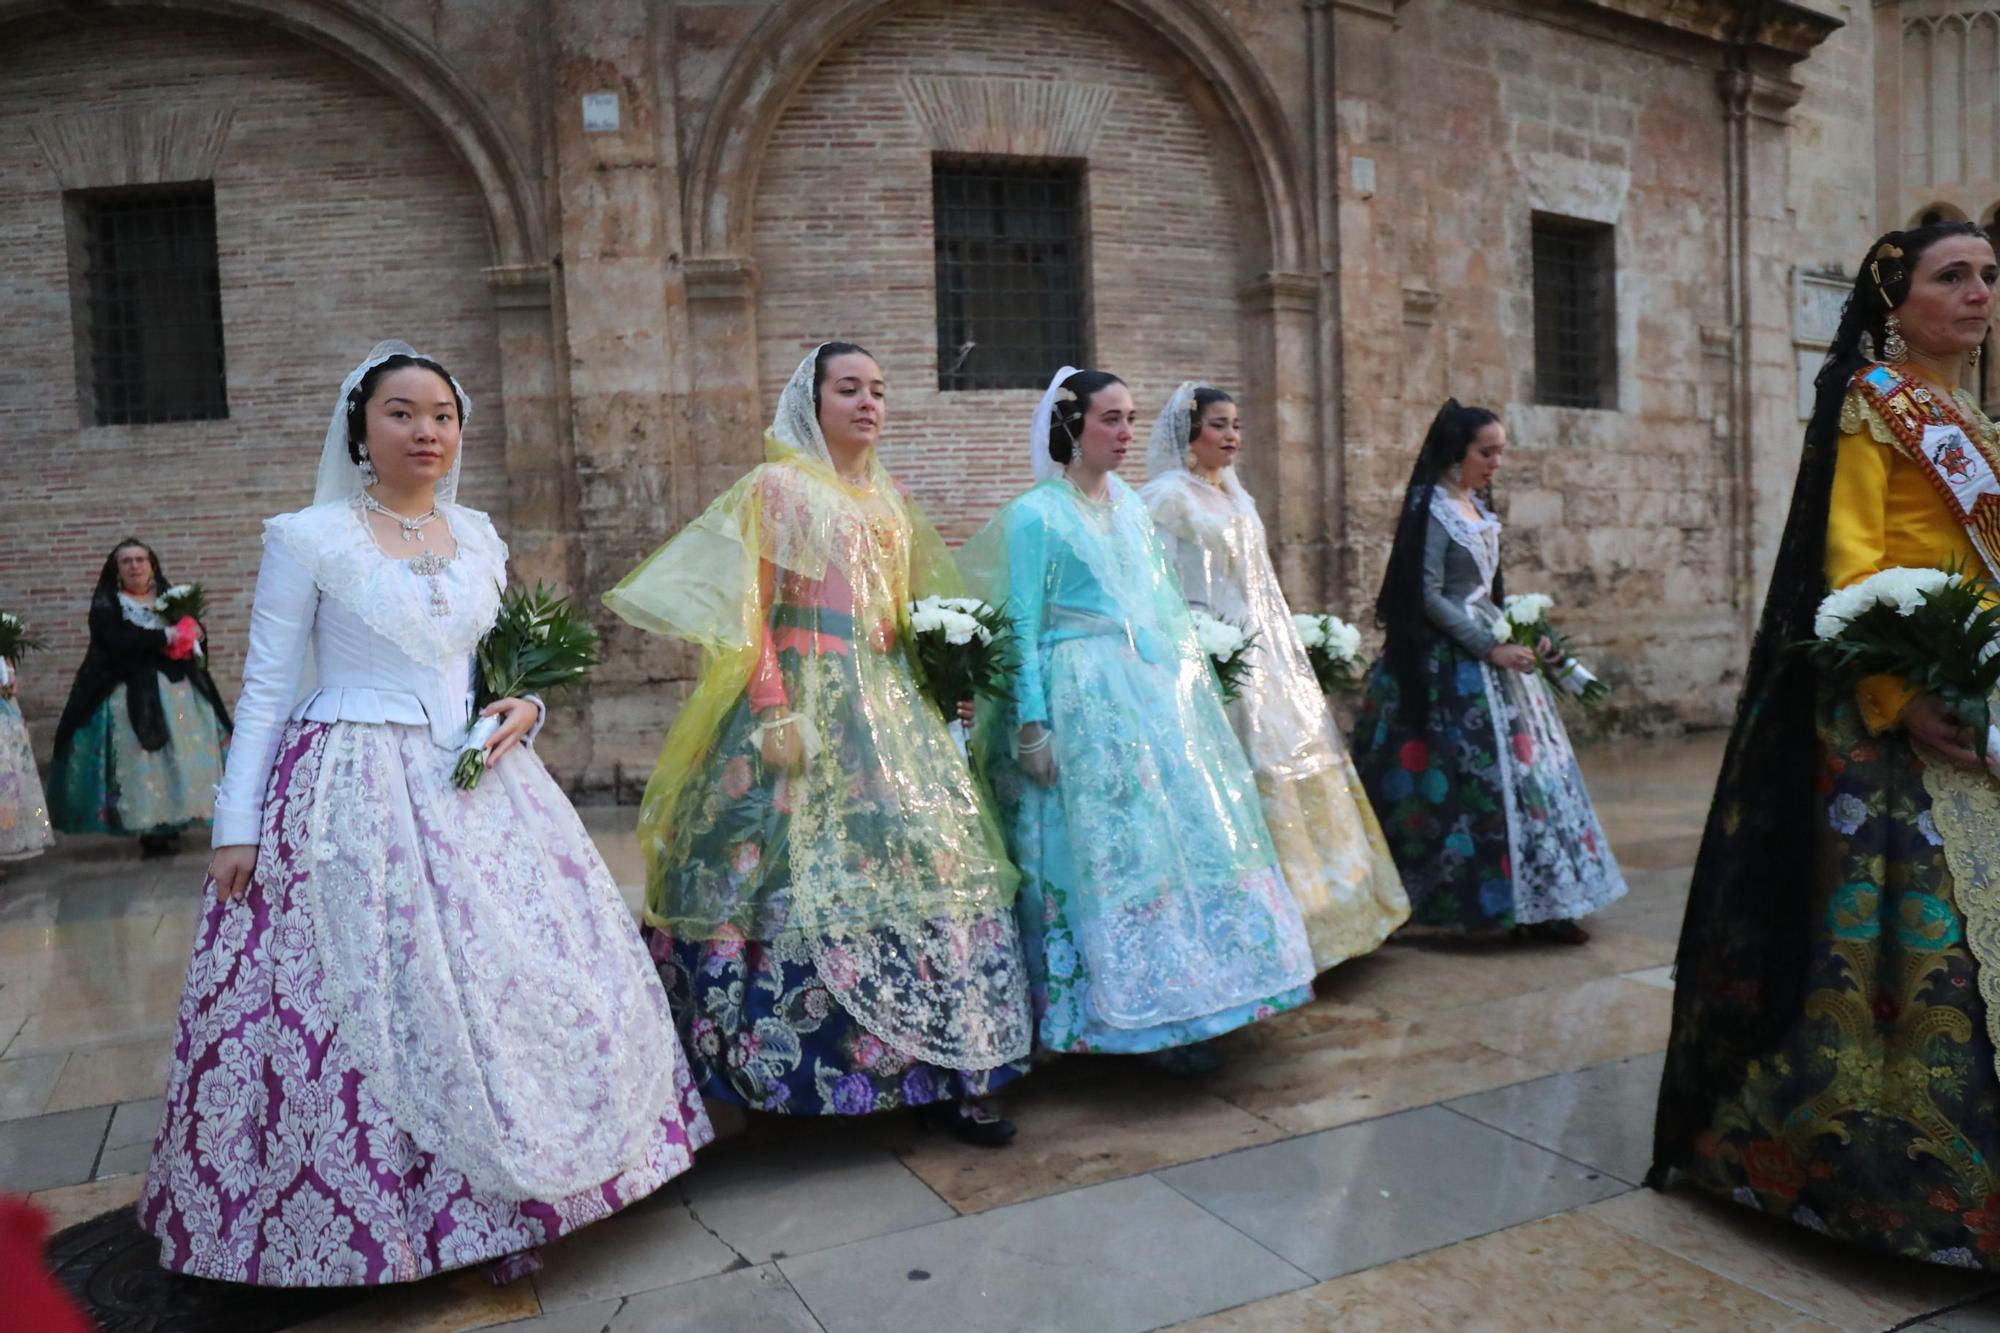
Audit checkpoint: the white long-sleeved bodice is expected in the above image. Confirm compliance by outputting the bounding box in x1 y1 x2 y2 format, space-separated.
211 498 507 845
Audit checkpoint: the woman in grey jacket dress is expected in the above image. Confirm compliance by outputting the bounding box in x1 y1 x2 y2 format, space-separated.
1349 400 1625 941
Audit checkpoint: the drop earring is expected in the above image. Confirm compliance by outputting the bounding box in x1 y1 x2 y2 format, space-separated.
1882 314 1909 363
357 444 378 487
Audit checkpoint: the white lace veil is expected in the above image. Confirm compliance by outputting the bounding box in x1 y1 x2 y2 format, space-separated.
1029 364 1081 482
771 346 833 465
1146 379 1251 508
314 340 474 505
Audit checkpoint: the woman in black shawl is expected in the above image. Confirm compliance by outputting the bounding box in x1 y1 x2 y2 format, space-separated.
1349 401 1625 940
46 539 230 855
1651 221 2000 1267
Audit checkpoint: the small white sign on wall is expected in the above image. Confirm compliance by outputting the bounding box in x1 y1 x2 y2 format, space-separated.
1793 269 1849 347
582 93 620 134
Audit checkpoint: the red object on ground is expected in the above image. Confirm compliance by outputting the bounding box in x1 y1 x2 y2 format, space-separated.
0 1196 91 1333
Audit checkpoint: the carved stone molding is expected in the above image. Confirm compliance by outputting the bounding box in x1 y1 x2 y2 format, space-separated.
486 264 554 311
31 105 235 190
1566 0 1841 61
898 76 1115 158
682 255 760 302
1240 270 1319 314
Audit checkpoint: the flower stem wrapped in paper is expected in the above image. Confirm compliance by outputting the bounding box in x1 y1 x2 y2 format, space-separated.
907 596 1018 755
453 584 601 790
1809 562 2000 775
1492 592 1607 705
155 584 207 661
1292 612 1366 695
1190 608 1257 703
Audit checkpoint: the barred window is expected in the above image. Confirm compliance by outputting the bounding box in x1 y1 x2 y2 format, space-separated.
68 183 228 425
1531 214 1617 410
933 159 1088 391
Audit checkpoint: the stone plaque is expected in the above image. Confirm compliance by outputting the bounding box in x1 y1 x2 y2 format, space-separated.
1793 268 1848 347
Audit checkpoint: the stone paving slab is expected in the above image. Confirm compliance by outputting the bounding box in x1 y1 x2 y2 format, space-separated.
778 1174 1312 1333
1156 1103 1627 1281
1446 1049 1665 1186
674 1139 955 1263
0 1102 112 1193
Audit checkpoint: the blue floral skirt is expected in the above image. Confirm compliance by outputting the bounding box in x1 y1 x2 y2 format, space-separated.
649 929 1026 1115
47 681 226 836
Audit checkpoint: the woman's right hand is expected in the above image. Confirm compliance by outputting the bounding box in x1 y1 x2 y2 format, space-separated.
1487 643 1535 673
1904 693 1983 768
209 845 259 903
757 710 805 772
1017 724 1058 787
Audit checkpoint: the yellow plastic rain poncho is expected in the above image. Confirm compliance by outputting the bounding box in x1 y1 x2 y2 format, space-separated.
603 349 1029 1074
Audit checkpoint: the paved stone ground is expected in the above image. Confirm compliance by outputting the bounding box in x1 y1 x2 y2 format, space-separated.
4 733 1998 1331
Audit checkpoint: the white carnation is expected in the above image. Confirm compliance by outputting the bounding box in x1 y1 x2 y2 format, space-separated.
1813 566 1955 639
1190 610 1246 659
1291 614 1326 648
1503 592 1554 624
1325 616 1362 662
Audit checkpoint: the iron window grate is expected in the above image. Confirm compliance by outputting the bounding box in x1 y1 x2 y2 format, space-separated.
933 160 1087 391
75 184 229 425
1532 215 1617 411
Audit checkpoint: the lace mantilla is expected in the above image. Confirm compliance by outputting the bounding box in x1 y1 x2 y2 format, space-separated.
1918 744 2000 1087
118 592 167 631
1428 488 1501 594
265 500 505 668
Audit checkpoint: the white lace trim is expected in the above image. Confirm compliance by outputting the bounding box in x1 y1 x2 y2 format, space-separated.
299 722 682 1200
265 500 504 668
1428 488 1501 598
118 592 167 631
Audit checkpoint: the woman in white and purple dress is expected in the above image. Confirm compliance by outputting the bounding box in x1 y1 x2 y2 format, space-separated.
138 343 711 1287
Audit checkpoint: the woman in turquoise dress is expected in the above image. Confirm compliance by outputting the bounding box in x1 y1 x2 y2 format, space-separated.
47 540 230 856
963 367 1316 1071
605 344 1032 1145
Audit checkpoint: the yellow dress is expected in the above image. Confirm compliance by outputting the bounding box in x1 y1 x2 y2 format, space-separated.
1825 373 1981 730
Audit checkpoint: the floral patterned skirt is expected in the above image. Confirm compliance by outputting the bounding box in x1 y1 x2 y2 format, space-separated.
651 930 1027 1115
139 722 712 1286
1673 690 2000 1268
0 695 53 861
1350 639 1623 929
990 634 1315 1054
48 680 226 836
649 642 1031 1115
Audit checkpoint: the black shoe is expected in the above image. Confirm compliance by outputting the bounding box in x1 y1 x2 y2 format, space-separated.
1141 1041 1223 1077
1511 918 1590 946
918 1097 1017 1148
138 832 181 858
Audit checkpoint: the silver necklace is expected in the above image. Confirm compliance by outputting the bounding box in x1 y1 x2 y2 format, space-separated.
406 550 453 617
359 491 441 543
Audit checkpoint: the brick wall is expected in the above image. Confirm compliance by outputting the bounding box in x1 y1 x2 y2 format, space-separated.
0 14 506 752
750 0 1248 545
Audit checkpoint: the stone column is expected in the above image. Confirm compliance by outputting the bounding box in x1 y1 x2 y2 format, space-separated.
547 0 686 787
1241 271 1329 600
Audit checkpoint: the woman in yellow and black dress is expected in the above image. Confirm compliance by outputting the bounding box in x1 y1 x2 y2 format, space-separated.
1654 221 2000 1267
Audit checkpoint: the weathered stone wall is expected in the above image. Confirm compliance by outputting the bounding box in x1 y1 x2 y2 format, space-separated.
749 0 1249 544
0 0 1887 787
0 11 506 752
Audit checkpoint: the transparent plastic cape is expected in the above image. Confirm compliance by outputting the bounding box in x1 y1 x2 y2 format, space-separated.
960 475 1315 1025
1138 470 1333 781
602 431 1029 1067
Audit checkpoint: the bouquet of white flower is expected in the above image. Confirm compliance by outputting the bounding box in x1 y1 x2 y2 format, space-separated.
1492 592 1607 705
906 595 1017 736
1190 609 1257 703
1810 562 2000 774
1292 612 1366 695
0 611 45 694
156 583 208 660
453 585 601 790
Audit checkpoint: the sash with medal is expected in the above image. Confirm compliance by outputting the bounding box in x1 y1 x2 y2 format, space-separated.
1851 362 2000 580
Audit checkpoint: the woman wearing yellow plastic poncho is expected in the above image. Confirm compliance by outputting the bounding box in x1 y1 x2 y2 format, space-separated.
605 343 1031 1146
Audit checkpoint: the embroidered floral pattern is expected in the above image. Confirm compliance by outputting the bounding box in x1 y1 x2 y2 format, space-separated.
141 722 713 1286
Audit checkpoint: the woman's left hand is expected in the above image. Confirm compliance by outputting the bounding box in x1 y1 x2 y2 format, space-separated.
1535 635 1563 666
479 697 539 768
956 699 976 724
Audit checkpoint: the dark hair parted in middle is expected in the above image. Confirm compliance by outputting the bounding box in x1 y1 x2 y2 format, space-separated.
812 341 878 417
1186 387 1235 442
1046 370 1127 466
344 354 465 465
